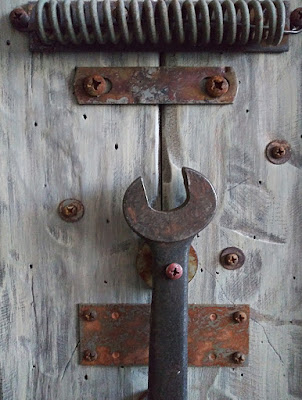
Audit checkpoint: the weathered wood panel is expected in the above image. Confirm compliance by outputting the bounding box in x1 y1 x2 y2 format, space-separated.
161 0 302 398
0 1 158 399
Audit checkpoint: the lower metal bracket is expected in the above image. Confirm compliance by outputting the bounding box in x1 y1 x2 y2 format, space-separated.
79 304 249 367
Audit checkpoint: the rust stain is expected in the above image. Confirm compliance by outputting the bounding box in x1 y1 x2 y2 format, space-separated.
79 304 249 367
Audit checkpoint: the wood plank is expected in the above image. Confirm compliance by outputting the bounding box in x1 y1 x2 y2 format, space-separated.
0 1 158 399
161 0 302 397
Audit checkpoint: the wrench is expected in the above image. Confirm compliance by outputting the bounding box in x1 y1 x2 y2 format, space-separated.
123 167 217 400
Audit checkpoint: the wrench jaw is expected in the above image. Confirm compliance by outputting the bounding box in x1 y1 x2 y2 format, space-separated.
123 167 217 243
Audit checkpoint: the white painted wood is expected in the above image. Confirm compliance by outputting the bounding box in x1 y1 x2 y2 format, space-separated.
0 1 158 399
161 1 302 398
1 0 301 399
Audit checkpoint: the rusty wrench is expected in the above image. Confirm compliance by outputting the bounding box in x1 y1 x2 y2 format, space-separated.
123 167 217 400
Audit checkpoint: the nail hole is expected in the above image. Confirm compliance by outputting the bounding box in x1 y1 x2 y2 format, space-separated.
200 268 203 272
6 40 11 46
44 184 47 188
104 280 108 284
83 114 87 120
34 122 38 127
84 375 88 380
238 81 241 84
32 365 36 369
246 109 249 113
106 219 110 224
115 144 119 150
30 264 33 269
241 373 244 377
290 321 293 324
293 276 296 280
216 271 219 275
197 233 200 238
259 181 262 185
253 236 256 239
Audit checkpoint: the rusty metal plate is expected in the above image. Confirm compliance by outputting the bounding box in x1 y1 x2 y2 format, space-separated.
79 304 249 367
74 67 238 105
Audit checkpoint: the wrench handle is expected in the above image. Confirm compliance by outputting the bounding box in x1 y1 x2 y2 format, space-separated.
148 239 191 400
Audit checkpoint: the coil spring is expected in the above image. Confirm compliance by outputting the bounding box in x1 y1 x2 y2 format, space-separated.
37 0 286 47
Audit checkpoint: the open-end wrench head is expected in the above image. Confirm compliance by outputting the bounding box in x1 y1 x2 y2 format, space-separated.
123 167 217 243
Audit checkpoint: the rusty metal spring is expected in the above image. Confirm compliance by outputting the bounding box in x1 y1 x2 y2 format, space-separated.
37 0 286 46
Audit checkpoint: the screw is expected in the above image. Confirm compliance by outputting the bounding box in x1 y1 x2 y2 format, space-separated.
233 311 247 323
225 253 239 266
220 247 245 270
233 352 246 365
271 145 286 159
112 352 120 359
10 8 30 30
83 350 98 362
58 199 84 223
290 8 302 30
266 140 291 165
83 75 110 97
206 76 229 98
165 263 183 280
82 309 97 322
111 312 120 320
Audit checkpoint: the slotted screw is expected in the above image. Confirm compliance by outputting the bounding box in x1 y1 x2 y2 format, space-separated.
233 311 247 323
206 76 229 98
165 263 183 280
233 352 246 364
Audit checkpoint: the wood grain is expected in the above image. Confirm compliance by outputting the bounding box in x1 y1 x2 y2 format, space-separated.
0 0 302 399
0 1 158 399
161 1 302 398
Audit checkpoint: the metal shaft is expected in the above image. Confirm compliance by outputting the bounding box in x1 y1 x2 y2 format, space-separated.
148 240 191 400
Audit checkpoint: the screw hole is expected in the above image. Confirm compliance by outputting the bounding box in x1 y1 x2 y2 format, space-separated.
259 181 262 185
84 374 88 380
83 114 87 120
30 264 33 269
200 268 203 272
6 40 11 46
293 276 296 280
253 236 256 239
115 143 119 150
246 109 249 113
241 373 244 377
34 122 38 127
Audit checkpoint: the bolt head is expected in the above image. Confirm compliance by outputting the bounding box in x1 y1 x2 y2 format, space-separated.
83 350 98 362
165 263 183 280
233 311 247 323
290 8 302 30
83 75 109 97
10 8 30 30
206 76 229 98
233 352 246 364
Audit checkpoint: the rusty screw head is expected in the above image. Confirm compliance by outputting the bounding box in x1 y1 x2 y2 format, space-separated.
58 199 84 223
233 311 247 324
83 75 110 97
206 76 229 98
233 352 246 365
225 253 239 266
166 263 183 280
83 350 98 362
82 309 97 322
266 140 291 165
220 247 245 270
10 8 30 30
290 8 302 30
